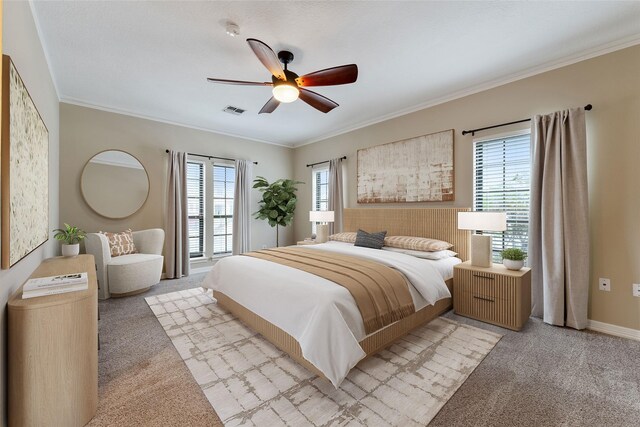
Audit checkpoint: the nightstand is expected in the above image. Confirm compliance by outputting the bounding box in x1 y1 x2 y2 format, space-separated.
453 261 531 331
297 240 319 246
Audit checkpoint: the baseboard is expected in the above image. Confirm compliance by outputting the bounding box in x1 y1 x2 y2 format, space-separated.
587 319 640 342
160 265 213 280
190 265 214 275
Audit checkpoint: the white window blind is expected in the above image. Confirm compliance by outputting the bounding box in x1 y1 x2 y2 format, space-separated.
187 161 204 258
311 166 329 234
213 164 235 255
473 132 531 262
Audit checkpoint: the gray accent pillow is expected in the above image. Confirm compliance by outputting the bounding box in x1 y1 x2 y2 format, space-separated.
354 229 387 250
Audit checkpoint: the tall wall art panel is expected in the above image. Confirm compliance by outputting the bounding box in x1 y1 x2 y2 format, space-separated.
1 55 49 269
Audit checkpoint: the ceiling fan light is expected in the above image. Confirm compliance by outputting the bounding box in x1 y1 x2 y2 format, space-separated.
272 84 299 103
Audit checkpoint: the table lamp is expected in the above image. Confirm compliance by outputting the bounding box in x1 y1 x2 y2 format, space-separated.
458 212 507 267
309 210 334 243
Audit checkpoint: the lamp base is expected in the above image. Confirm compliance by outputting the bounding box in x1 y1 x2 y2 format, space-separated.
316 224 329 243
470 235 493 268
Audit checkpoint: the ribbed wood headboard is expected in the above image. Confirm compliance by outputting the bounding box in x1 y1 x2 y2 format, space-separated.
343 208 471 261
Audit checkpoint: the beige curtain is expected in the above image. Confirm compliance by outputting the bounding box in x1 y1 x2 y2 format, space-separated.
232 160 253 255
328 158 344 234
165 151 190 279
529 107 589 329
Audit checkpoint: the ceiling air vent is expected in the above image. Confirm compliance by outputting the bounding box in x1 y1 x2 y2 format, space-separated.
223 105 246 115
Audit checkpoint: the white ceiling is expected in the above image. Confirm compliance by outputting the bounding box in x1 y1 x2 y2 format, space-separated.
32 1 640 147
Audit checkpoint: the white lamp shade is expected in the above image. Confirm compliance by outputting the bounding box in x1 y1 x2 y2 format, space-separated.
458 212 507 232
309 210 334 223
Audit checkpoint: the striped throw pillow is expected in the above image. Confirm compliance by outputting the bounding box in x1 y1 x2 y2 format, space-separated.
354 229 387 250
329 232 357 244
100 229 138 257
384 235 453 252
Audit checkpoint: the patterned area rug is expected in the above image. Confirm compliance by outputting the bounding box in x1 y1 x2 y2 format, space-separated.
146 288 502 426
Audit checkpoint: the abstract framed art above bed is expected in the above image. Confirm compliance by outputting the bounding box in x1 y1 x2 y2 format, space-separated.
357 129 454 203
1 55 49 269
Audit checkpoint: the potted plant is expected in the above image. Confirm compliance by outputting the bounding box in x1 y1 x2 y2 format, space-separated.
253 176 303 247
501 248 527 271
53 223 87 257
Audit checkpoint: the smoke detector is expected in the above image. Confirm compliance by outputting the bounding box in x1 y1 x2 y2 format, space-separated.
225 22 240 37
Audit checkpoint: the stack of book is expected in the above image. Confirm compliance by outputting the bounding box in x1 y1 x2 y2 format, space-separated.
22 272 89 299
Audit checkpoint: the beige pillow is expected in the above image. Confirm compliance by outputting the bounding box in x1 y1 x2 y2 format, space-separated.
384 235 453 252
100 229 138 257
328 232 357 243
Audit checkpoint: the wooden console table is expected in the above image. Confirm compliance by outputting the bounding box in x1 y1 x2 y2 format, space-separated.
8 255 98 427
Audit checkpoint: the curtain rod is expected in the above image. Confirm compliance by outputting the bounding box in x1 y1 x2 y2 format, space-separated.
306 156 347 168
165 149 258 165
462 104 593 136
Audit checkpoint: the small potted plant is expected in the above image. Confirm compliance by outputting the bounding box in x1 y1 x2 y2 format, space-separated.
53 223 87 257
501 248 527 271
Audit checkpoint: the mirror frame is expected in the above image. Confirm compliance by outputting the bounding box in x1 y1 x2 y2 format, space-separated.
80 149 150 219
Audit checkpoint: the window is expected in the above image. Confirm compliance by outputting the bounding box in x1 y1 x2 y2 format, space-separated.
473 132 531 262
187 161 204 258
187 159 235 260
311 166 329 234
212 164 234 255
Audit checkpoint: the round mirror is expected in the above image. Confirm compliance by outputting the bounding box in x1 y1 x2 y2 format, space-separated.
81 150 149 219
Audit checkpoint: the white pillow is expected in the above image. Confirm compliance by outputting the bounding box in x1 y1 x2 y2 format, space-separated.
382 247 458 260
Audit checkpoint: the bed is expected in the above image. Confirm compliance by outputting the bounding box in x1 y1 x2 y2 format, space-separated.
202 208 470 387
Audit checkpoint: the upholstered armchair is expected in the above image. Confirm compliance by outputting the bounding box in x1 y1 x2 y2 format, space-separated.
85 229 164 299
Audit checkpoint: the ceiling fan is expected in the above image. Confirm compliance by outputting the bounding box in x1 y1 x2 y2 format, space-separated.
207 38 358 114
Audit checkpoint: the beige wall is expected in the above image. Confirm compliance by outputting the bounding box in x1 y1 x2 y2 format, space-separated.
60 103 295 261
293 45 640 332
1 1 60 423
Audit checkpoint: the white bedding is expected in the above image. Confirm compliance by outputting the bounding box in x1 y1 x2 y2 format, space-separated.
423 255 462 281
201 242 453 387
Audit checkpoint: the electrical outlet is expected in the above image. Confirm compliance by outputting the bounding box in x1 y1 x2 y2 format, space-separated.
633 283 640 297
599 278 611 292
261 245 267 249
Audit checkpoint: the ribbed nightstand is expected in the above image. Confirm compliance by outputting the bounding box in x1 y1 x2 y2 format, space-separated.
453 261 531 331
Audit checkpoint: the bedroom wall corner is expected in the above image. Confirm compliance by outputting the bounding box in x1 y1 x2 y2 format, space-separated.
0 1 60 425
59 103 295 264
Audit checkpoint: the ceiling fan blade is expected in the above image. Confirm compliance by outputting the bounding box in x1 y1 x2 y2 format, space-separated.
246 38 286 81
259 97 280 114
299 88 339 113
207 78 272 86
296 64 358 87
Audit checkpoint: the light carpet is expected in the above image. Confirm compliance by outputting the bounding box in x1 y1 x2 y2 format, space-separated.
146 288 502 426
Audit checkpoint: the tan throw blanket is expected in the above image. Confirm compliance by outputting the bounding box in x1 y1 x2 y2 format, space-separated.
243 247 415 334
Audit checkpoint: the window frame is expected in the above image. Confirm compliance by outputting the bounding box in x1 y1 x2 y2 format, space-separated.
187 156 236 263
211 161 235 256
472 129 531 262
311 165 330 235
186 160 205 259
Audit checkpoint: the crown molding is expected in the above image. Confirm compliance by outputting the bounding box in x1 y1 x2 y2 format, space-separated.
59 97 294 149
293 35 640 148
28 0 61 100
37 2 640 152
